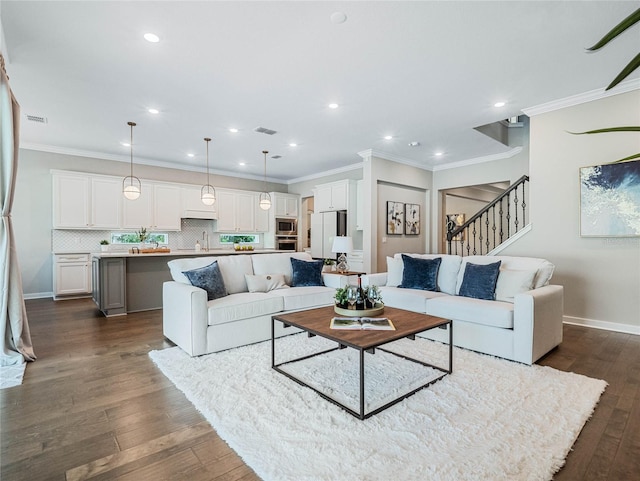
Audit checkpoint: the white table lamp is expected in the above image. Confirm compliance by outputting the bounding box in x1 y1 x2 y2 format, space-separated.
331 236 353 273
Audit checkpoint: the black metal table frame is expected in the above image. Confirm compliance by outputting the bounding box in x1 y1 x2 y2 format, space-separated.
271 318 453 420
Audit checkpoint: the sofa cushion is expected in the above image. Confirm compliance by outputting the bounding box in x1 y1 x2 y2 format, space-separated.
268 286 335 311
290 257 324 287
395 253 462 295
458 261 502 300
495 269 537 303
169 256 218 284
245 273 288 293
252 252 312 286
167 255 254 294
182 261 228 301
207 292 284 325
458 256 554 290
399 254 441 291
386 256 403 287
426 295 514 329
380 286 448 314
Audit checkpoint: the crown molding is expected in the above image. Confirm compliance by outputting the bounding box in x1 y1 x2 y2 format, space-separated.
358 148 434 172
286 161 363 185
19 142 287 184
431 147 524 172
522 78 640 117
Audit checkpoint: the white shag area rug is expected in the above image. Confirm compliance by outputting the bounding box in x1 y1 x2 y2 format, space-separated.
149 335 606 481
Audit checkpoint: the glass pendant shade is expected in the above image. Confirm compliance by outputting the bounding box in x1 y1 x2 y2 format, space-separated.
201 137 216 206
259 192 272 210
259 150 271 210
122 121 140 200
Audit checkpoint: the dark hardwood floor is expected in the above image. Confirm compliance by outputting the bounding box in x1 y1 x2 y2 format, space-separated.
1 298 638 480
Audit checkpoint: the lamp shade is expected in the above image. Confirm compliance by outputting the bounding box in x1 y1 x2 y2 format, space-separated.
331 236 353 254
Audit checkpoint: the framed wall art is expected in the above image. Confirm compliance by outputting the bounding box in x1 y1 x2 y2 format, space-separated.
405 203 420 235
580 160 640 237
386 201 404 234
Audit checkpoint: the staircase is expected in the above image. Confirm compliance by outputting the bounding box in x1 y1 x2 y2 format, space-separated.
446 175 530 256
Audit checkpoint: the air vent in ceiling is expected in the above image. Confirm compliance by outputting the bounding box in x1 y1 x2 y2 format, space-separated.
271 155 282 159
253 126 277 135
26 114 48 124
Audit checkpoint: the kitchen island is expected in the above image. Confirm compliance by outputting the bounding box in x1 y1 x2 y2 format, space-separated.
91 249 287 316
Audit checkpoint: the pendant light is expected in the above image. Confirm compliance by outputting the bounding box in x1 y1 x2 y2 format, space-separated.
122 121 141 200
201 137 216 205
259 150 271 210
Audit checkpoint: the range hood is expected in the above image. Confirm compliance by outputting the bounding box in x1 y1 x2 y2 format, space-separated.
182 209 218 220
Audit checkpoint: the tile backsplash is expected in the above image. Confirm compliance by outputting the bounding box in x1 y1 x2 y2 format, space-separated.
52 219 265 252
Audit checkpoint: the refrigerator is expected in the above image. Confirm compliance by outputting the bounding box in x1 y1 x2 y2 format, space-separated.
310 210 347 259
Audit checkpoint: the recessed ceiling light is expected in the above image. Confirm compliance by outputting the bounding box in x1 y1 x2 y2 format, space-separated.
494 101 506 108
148 108 159 114
239 162 246 166
408 141 420 147
289 143 297 147
434 151 444 156
229 128 238 133
187 153 195 158
144 33 160 43
330 12 348 24
328 103 339 109
121 142 130 147
384 135 393 140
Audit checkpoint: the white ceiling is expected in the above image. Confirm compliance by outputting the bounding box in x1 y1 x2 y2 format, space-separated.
2 1 638 183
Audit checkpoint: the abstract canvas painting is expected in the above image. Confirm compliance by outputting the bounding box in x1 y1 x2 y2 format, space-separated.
580 160 640 237
405 203 420 235
386 201 404 234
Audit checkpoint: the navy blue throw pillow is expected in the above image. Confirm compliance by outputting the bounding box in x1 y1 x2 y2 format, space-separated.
290 257 324 287
183 261 228 301
458 261 502 300
399 254 442 291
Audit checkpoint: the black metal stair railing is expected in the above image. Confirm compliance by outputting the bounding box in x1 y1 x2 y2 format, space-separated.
446 175 529 256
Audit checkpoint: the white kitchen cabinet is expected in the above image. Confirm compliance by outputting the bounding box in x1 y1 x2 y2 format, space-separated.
53 172 121 229
347 250 364 273
121 182 181 231
274 194 299 217
181 185 217 218
313 180 349 212
53 254 91 299
215 190 269 233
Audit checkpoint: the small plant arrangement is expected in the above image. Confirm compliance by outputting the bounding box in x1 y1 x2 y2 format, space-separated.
323 258 335 266
136 227 148 243
99 239 109 245
334 286 349 308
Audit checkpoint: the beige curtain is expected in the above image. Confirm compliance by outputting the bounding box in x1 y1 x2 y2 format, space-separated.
0 58 36 366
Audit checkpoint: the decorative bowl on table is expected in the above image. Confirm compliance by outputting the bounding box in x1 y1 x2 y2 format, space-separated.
334 302 384 317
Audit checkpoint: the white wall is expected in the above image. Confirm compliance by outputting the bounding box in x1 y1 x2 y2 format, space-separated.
14 149 287 296
501 89 640 332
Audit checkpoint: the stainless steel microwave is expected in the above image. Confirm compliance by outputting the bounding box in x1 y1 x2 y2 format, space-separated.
276 218 297 236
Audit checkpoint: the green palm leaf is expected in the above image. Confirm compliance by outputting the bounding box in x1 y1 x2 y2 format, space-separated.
606 52 640 90
608 152 640 164
568 126 640 135
587 7 640 51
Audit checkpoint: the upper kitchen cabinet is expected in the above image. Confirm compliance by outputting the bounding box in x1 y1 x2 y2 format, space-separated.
53 171 121 229
181 185 217 219
313 181 349 212
215 189 269 233
274 193 299 218
121 182 181 231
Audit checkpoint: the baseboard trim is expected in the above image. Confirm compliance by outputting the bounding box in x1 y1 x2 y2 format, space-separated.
563 316 640 336
24 292 54 300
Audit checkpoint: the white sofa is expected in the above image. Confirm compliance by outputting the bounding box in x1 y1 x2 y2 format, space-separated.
364 254 564 365
163 252 345 356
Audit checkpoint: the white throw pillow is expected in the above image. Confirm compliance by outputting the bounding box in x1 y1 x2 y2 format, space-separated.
494 269 537 303
244 273 288 293
386 256 403 287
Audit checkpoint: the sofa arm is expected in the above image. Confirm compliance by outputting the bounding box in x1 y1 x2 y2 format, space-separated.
513 285 564 364
362 272 388 287
162 281 209 356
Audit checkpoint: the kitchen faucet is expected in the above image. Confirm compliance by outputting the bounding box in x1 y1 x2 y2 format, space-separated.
202 231 209 251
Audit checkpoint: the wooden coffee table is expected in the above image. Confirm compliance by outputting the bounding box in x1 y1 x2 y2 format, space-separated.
271 305 452 420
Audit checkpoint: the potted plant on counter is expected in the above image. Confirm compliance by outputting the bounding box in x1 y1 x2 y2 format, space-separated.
100 240 109 252
323 258 335 272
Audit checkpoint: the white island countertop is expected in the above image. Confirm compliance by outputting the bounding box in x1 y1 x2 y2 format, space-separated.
91 249 288 259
